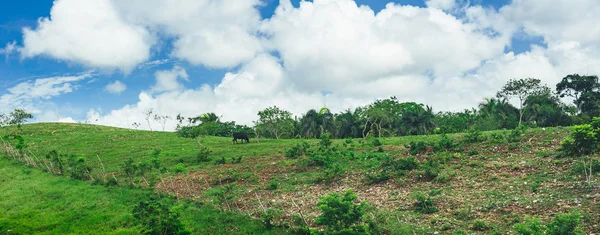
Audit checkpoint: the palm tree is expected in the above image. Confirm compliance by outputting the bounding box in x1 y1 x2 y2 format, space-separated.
300 109 319 138
400 105 435 135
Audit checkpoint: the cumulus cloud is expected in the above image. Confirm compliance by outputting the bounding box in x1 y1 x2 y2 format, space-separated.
261 0 508 92
20 0 153 73
150 66 189 93
114 0 264 68
105 80 127 94
86 54 374 130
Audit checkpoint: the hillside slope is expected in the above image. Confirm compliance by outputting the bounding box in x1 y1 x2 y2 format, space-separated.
1 123 599 234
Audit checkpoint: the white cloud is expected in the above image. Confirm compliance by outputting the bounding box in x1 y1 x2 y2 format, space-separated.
87 54 374 130
0 72 93 118
0 41 17 61
105 80 127 94
425 0 456 11
113 0 264 68
20 0 153 73
261 0 508 92
150 66 189 93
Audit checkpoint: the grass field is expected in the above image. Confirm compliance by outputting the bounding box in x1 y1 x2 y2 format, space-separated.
1 123 599 234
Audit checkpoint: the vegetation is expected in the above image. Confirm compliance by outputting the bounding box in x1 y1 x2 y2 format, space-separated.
1 74 600 234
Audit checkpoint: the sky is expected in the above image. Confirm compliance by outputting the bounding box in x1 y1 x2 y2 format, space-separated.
0 0 599 131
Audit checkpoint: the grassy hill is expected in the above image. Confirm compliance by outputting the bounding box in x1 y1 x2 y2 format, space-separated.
1 123 599 234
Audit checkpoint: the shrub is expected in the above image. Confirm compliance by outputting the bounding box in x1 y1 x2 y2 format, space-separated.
315 189 368 233
561 124 599 156
464 129 486 143
371 138 383 147
472 220 491 231
422 159 441 180
196 146 211 162
231 156 243 164
67 154 92 180
266 181 278 190
406 141 429 155
45 150 64 175
489 132 506 143
547 213 583 235
514 217 546 235
286 142 309 158
132 195 189 235
436 134 456 152
508 125 528 143
215 157 226 165
364 170 391 185
319 132 332 149
413 192 438 214
174 163 187 174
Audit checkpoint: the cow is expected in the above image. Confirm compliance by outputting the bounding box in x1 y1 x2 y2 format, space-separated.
232 132 250 144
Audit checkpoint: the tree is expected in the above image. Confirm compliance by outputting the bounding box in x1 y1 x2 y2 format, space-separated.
334 109 360 138
556 74 600 118
497 78 544 126
153 114 171 131
144 109 154 131
299 107 335 139
477 97 519 130
398 103 435 135
523 87 572 127
254 106 295 139
363 97 403 138
315 189 368 233
9 109 34 131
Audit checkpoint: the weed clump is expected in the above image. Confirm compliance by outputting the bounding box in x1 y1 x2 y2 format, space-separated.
413 192 439 214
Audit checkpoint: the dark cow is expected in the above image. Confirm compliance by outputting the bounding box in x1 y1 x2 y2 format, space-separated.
232 132 249 144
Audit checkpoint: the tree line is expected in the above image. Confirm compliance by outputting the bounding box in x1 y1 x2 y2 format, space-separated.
177 74 599 139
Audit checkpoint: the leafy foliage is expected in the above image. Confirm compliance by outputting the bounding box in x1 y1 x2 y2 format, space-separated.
560 124 598 156
514 217 546 235
413 192 439 214
315 189 368 234
132 195 190 235
547 213 583 235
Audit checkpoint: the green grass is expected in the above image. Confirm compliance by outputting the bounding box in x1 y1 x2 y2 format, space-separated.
0 158 285 234
1 123 598 234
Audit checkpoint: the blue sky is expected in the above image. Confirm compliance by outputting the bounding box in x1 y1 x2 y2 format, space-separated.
0 0 594 129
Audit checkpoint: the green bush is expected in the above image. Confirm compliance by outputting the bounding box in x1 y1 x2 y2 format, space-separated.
472 220 491 231
174 163 187 174
508 125 527 143
315 189 368 233
215 157 226 165
286 142 310 158
422 159 441 180
319 133 332 149
406 141 429 155
132 195 189 235
196 146 211 162
413 192 438 214
464 129 486 143
514 217 545 235
547 213 583 235
371 138 383 147
561 124 599 156
363 170 391 185
266 181 278 190
436 134 456 152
